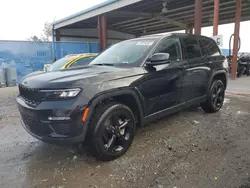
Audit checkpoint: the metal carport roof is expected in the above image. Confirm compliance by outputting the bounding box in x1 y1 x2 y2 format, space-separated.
53 0 250 36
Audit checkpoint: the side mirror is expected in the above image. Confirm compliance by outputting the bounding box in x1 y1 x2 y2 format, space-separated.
146 53 170 66
44 64 52 72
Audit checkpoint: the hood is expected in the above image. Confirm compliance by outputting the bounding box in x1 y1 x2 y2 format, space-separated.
26 70 44 76
20 65 144 89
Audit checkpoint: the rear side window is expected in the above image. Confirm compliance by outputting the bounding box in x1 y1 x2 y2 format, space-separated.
181 38 202 59
199 40 208 56
200 38 221 56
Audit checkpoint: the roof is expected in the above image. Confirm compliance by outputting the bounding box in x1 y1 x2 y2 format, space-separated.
54 0 250 36
54 0 142 29
54 0 119 25
140 33 188 38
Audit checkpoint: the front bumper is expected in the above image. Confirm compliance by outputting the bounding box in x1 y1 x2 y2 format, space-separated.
17 96 88 144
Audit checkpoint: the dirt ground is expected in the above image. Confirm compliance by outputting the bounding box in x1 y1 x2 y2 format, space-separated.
1 87 250 188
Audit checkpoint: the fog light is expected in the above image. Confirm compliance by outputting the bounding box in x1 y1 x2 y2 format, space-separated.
48 117 71 121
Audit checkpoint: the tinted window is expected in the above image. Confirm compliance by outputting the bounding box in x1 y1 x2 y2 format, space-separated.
199 40 208 56
154 38 181 61
182 38 202 59
70 57 95 67
201 38 221 56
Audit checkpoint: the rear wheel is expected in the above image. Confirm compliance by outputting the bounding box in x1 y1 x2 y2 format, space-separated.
87 102 136 161
201 80 225 113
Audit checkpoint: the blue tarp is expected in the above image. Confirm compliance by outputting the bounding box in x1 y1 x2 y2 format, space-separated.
0 41 99 81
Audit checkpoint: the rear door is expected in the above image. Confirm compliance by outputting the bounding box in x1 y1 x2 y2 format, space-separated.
180 36 209 102
199 37 223 73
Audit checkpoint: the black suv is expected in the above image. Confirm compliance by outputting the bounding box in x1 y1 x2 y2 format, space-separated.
17 33 228 161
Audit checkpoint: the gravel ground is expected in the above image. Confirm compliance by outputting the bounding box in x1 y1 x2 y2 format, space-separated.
0 87 250 188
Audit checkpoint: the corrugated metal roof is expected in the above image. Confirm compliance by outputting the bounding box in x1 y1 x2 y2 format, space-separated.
54 0 250 37
54 0 119 25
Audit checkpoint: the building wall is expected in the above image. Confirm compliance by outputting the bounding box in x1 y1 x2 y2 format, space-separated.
60 37 121 45
0 41 99 81
59 28 136 45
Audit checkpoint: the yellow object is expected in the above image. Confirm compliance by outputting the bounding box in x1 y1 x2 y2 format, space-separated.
61 53 98 69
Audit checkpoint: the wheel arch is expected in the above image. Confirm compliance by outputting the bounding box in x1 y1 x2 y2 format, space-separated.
209 70 228 89
84 88 145 128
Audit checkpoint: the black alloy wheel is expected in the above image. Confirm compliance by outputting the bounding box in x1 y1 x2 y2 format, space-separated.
87 102 136 161
101 112 133 154
211 82 225 111
201 80 225 113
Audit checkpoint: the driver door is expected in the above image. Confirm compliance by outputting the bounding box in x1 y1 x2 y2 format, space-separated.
137 38 187 115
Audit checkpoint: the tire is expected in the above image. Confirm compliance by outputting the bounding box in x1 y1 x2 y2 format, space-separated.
237 66 246 77
86 102 136 161
201 80 225 113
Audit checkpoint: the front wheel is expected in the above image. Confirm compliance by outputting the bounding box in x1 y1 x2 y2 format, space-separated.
201 80 225 113
87 102 136 161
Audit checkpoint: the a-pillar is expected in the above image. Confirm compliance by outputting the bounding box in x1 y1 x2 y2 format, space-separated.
98 15 108 51
213 0 220 36
55 30 60 41
194 0 203 35
231 0 242 80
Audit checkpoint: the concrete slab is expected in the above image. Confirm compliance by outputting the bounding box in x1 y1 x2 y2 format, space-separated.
227 76 250 96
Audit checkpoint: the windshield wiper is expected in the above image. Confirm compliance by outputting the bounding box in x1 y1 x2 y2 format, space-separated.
93 63 114 66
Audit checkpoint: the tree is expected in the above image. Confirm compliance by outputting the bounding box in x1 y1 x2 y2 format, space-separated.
41 22 52 42
28 22 52 42
28 35 42 42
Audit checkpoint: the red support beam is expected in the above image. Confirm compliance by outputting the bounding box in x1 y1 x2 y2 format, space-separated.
55 30 60 41
213 0 220 36
98 15 108 51
194 0 203 35
231 0 242 80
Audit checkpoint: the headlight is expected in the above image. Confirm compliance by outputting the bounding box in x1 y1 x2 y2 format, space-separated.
41 88 81 100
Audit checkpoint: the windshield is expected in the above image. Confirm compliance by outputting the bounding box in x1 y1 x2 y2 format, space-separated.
49 56 73 71
90 38 157 66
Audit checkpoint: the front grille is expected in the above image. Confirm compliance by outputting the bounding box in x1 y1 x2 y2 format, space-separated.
19 85 44 106
51 123 71 136
22 114 53 136
22 114 72 137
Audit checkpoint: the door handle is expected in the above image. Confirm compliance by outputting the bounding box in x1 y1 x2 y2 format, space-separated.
206 61 213 64
178 64 188 70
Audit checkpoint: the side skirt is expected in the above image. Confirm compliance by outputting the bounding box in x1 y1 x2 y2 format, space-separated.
142 96 207 125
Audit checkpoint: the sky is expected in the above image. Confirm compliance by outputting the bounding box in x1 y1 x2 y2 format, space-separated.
0 0 249 51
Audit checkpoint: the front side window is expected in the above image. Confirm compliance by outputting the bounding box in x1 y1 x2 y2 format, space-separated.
181 38 202 59
90 38 158 66
70 56 95 67
154 38 181 61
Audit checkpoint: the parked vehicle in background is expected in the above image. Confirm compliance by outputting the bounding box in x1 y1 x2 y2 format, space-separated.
27 53 97 77
48 53 97 71
227 54 250 77
17 33 228 161
238 54 250 77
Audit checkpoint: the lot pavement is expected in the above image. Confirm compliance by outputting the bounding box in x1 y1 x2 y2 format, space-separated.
227 77 250 96
1 82 250 188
